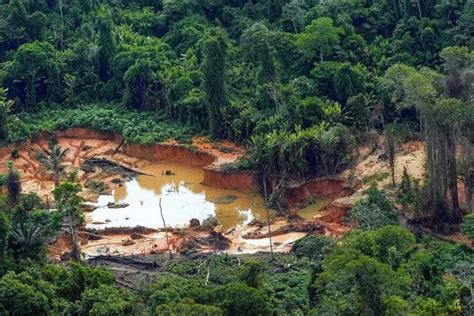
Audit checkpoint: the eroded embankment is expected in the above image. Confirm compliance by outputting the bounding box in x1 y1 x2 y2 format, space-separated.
1 128 358 260
0 128 258 200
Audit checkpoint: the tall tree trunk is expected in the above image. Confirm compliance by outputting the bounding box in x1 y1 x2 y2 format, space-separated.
69 209 81 261
447 131 460 221
27 74 36 108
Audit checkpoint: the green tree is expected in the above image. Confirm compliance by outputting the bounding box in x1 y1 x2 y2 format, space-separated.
5 161 20 209
291 235 334 260
0 212 10 266
296 17 343 62
37 136 70 188
240 23 279 83
8 0 29 47
398 166 421 214
53 182 82 261
77 284 140 315
282 0 307 33
2 41 61 109
384 63 472 230
0 271 50 315
97 12 116 82
0 88 13 141
349 184 398 229
9 222 46 261
203 28 228 138
240 259 264 288
155 301 223 316
461 213 474 242
218 283 272 315
124 59 165 111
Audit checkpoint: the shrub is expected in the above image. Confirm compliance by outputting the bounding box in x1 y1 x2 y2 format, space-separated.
348 184 398 229
155 301 223 316
461 213 474 241
291 235 334 260
217 283 272 316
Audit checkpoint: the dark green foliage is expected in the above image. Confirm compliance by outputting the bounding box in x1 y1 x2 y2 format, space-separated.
312 227 469 315
5 161 21 208
0 212 10 264
97 12 117 82
0 88 13 141
76 284 140 315
291 235 334 261
124 59 165 111
398 167 422 214
4 104 194 145
0 0 472 314
349 184 398 229
0 271 50 315
240 258 264 288
203 28 228 138
0 263 123 314
155 301 223 316
461 213 474 241
217 282 272 315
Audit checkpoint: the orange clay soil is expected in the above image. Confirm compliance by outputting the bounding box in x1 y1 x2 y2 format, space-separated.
1 128 360 259
0 128 257 203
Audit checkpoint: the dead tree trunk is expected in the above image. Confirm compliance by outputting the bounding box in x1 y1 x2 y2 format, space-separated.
263 175 274 259
159 198 172 259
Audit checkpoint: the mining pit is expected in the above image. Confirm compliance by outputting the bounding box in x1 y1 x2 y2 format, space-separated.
0 128 358 261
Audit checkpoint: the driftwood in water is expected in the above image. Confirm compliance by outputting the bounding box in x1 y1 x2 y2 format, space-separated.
82 157 152 178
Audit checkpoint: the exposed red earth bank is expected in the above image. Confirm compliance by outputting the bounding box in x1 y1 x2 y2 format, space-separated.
0 128 358 260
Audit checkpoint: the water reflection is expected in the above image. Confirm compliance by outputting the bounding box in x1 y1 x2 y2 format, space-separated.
88 162 266 229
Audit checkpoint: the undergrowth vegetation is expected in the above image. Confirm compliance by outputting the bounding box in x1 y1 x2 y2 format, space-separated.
3 104 195 145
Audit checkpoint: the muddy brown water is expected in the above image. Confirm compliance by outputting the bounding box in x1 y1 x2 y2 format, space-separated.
87 162 328 230
298 199 332 220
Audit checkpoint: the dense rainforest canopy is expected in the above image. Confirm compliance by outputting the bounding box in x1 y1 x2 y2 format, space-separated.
0 0 472 220
0 0 473 314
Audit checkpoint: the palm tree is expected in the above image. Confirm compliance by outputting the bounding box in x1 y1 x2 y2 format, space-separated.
37 136 69 187
10 223 45 259
315 128 339 176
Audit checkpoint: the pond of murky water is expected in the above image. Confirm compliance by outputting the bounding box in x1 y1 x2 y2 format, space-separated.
298 199 332 220
86 162 331 230
87 162 268 229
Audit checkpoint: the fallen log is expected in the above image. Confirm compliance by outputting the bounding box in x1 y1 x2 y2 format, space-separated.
243 221 324 239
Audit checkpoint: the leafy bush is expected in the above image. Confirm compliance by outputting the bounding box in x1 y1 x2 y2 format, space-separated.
348 184 398 229
77 285 140 316
155 301 223 316
291 235 334 260
5 104 195 145
461 213 474 241
397 167 422 214
0 271 50 315
216 283 272 316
